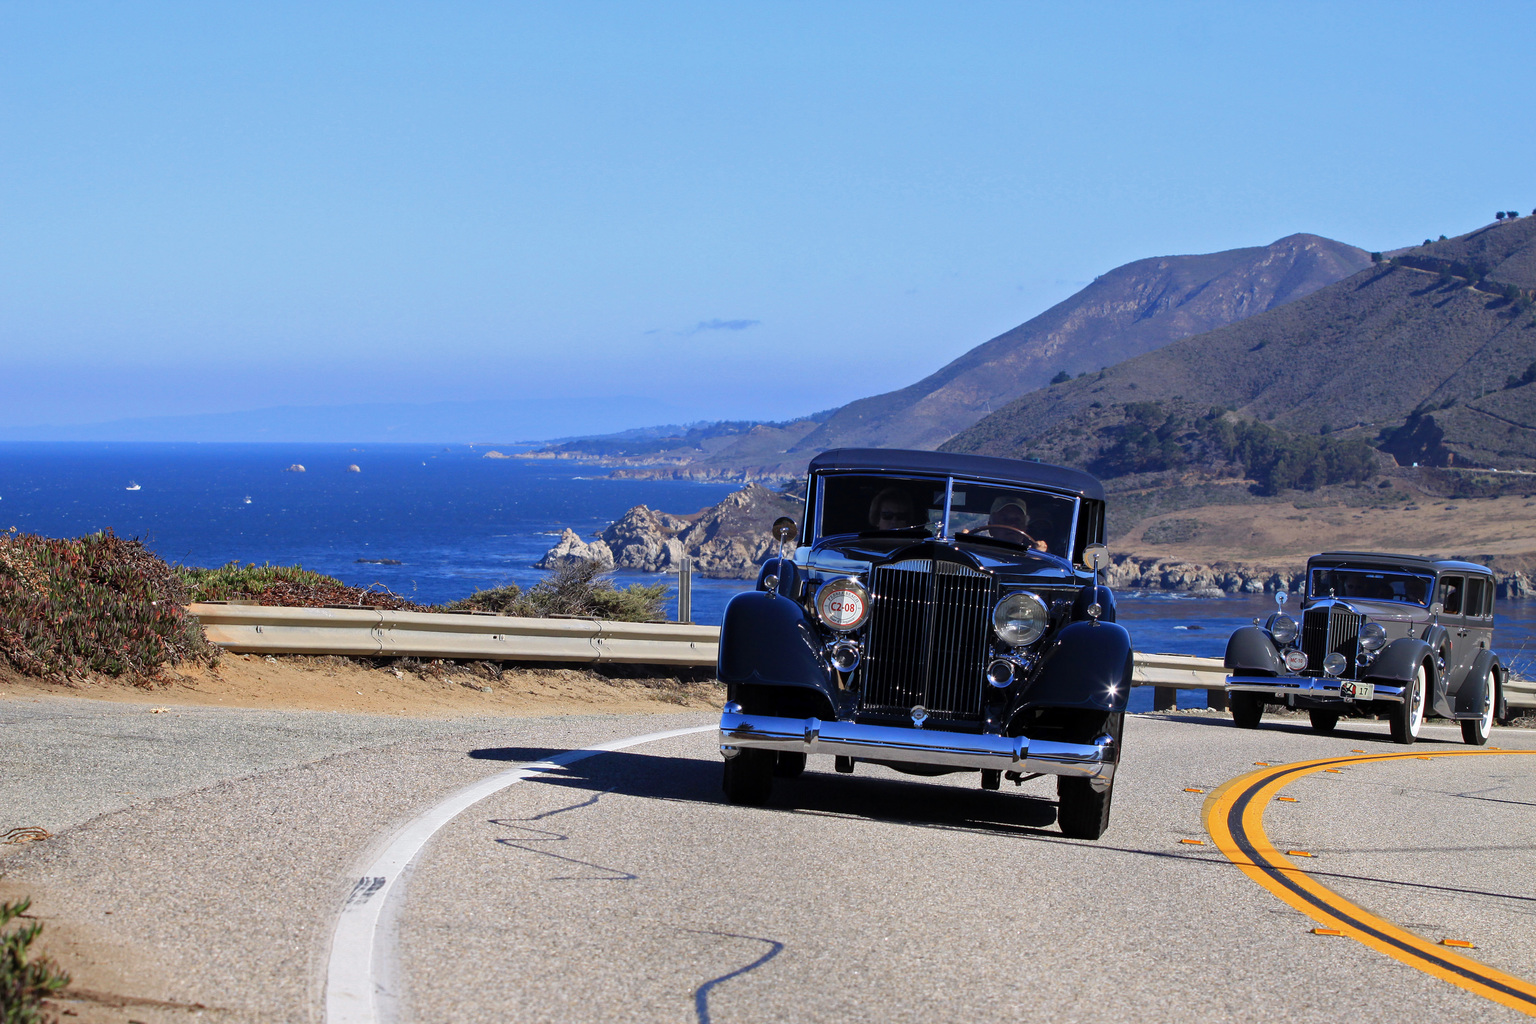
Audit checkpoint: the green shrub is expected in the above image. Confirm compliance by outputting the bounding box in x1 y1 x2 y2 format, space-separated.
0 895 70 1024
178 562 419 610
444 560 669 622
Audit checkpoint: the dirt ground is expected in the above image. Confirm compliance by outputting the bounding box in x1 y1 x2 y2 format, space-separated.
0 653 724 718
1119 493 1536 567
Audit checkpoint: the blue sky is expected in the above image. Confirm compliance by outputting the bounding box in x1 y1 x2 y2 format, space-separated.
3 2 1533 438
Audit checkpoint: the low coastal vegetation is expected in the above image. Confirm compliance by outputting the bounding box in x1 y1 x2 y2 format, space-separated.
180 561 420 610
0 892 70 1024
0 529 216 682
0 529 671 684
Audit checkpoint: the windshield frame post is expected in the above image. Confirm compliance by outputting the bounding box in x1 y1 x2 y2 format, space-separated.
939 476 954 540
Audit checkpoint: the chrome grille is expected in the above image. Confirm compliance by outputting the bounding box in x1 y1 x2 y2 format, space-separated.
860 559 997 726
1302 605 1361 678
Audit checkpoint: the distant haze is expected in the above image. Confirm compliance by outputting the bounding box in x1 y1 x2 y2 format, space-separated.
0 397 699 445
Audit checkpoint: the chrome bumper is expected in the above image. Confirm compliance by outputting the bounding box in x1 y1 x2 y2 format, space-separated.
718 709 1117 789
1226 675 1406 704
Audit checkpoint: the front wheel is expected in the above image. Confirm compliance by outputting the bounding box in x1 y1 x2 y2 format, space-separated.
1390 664 1428 744
773 751 807 778
1308 709 1339 735
722 749 775 805
1462 676 1496 746
1058 776 1114 840
1230 691 1265 729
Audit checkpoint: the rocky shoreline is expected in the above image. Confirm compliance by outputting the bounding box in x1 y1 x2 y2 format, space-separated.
1105 554 1535 599
537 485 805 579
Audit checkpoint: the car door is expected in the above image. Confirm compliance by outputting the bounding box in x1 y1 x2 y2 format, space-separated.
1459 575 1495 677
1435 574 1469 695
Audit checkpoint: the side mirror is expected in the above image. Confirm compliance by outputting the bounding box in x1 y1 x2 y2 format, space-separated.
1082 544 1110 571
1276 591 1288 608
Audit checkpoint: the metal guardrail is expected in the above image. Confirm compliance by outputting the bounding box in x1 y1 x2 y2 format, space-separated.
188 603 719 666
188 602 1533 707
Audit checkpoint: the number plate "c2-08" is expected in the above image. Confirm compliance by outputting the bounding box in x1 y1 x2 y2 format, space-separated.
1339 680 1375 702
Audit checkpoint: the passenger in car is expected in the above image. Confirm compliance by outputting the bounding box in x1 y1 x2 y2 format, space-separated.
868 487 918 531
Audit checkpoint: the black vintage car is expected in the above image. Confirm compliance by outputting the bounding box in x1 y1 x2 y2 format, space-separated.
1224 552 1507 745
716 449 1133 840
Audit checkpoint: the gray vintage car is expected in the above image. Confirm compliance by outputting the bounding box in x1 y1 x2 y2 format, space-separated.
1224 552 1506 744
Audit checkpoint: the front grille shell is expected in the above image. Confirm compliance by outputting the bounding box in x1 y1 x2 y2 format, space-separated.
1301 604 1361 678
859 559 997 728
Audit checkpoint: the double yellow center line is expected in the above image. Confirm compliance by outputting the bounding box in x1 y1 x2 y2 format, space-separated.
1202 749 1536 1016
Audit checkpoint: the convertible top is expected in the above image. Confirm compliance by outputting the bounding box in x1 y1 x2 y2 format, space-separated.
808 448 1105 502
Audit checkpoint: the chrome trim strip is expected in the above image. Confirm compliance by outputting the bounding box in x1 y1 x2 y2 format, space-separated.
1225 675 1406 703
718 711 1117 784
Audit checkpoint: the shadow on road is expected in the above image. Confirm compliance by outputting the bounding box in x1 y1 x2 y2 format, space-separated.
469 745 1063 837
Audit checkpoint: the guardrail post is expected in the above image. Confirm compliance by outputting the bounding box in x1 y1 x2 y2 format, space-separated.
1152 686 1177 711
677 557 692 624
1206 687 1228 711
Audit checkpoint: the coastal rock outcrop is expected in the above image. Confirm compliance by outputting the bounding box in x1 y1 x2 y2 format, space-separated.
538 485 805 578
534 528 615 570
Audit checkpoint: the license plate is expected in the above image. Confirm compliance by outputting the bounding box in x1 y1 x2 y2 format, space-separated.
1340 680 1374 702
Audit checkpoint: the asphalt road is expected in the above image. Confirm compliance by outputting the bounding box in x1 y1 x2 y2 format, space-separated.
3 697 1534 1024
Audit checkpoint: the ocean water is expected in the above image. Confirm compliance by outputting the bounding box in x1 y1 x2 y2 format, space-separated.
3 442 1531 712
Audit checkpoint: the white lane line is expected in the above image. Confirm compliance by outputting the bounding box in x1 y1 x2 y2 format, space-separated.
325 724 715 1024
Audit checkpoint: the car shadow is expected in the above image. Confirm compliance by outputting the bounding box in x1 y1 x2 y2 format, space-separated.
469 745 1063 837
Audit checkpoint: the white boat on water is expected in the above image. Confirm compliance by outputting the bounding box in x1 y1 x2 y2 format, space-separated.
126 481 141 491
243 496 252 504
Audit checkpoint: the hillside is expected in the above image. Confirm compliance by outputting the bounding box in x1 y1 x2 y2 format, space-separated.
943 216 1536 474
786 233 1370 454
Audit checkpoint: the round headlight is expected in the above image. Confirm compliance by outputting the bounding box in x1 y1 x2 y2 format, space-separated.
1358 621 1387 652
1323 652 1347 677
815 578 869 631
1268 614 1298 645
1283 649 1308 673
993 592 1049 647
827 640 861 672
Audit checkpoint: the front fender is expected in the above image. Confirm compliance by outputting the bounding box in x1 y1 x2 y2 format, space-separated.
1013 621 1133 714
1363 636 1432 684
1225 626 1281 675
717 590 831 694
754 557 802 599
1453 649 1498 717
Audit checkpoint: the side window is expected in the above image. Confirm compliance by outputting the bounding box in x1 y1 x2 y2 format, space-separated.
1464 577 1490 618
1437 575 1464 616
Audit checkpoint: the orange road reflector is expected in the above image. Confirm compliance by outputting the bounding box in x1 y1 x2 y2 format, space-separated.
1442 939 1476 949
1254 761 1271 766
1276 796 1299 802
1350 749 1365 753
1179 838 1205 845
1184 787 1205 793
1311 928 1343 936
1287 850 1314 858
1325 768 1344 773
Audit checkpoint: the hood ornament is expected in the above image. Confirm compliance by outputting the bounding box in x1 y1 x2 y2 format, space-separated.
911 705 928 729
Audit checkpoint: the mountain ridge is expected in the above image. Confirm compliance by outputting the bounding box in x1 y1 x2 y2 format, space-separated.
941 217 1536 473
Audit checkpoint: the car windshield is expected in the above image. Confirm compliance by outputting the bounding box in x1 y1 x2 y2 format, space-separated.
816 473 1078 557
1309 568 1433 607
